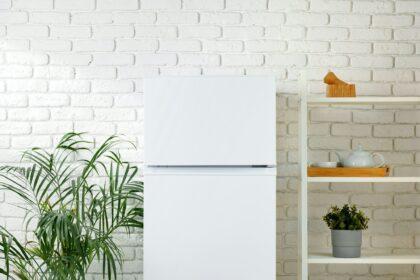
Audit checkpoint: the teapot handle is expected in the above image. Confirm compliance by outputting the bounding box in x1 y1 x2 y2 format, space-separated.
372 153 386 168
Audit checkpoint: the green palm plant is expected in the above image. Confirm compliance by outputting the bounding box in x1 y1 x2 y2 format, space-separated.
0 132 143 279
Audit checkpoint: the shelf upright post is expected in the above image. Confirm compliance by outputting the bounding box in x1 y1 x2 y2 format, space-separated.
298 72 309 280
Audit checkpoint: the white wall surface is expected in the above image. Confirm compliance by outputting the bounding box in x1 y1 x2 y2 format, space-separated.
1 0 420 279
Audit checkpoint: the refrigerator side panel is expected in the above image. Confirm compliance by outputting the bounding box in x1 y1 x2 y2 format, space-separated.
144 76 276 166
144 173 276 280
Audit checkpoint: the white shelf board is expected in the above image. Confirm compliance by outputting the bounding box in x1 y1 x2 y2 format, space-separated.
306 96 420 105
309 253 420 264
308 177 420 183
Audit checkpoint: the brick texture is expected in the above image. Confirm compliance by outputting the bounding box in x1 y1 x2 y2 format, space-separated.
2 0 420 279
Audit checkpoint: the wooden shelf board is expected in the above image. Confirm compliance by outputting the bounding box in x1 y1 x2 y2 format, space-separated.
306 97 420 105
308 177 420 183
309 253 420 264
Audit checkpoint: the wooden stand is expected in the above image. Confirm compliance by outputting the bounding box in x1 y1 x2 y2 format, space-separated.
327 84 356 97
324 72 356 97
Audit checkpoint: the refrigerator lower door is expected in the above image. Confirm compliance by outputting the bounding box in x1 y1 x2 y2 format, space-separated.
144 168 276 280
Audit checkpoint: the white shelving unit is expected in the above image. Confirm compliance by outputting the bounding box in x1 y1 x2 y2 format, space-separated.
298 94 420 280
308 253 420 264
307 96 420 105
308 177 420 183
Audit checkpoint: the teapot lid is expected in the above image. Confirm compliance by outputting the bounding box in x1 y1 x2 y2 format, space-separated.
352 145 369 155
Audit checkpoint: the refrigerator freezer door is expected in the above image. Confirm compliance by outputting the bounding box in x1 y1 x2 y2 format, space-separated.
144 169 276 280
144 76 276 166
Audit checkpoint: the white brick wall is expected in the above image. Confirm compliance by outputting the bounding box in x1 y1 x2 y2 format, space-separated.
1 0 420 279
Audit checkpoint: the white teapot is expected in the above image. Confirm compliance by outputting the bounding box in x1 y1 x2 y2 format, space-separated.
335 145 385 168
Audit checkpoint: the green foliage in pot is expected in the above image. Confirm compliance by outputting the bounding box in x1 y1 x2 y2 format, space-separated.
323 204 369 230
0 132 143 279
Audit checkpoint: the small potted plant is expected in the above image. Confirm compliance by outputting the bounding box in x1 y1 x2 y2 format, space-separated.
323 204 369 258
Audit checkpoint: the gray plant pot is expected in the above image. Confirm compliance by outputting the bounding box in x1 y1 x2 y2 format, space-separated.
331 230 362 258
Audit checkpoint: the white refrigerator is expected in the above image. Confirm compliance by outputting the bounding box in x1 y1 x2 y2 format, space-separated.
144 76 276 280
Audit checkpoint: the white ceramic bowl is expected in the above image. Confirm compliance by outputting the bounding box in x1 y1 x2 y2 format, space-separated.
311 162 339 168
